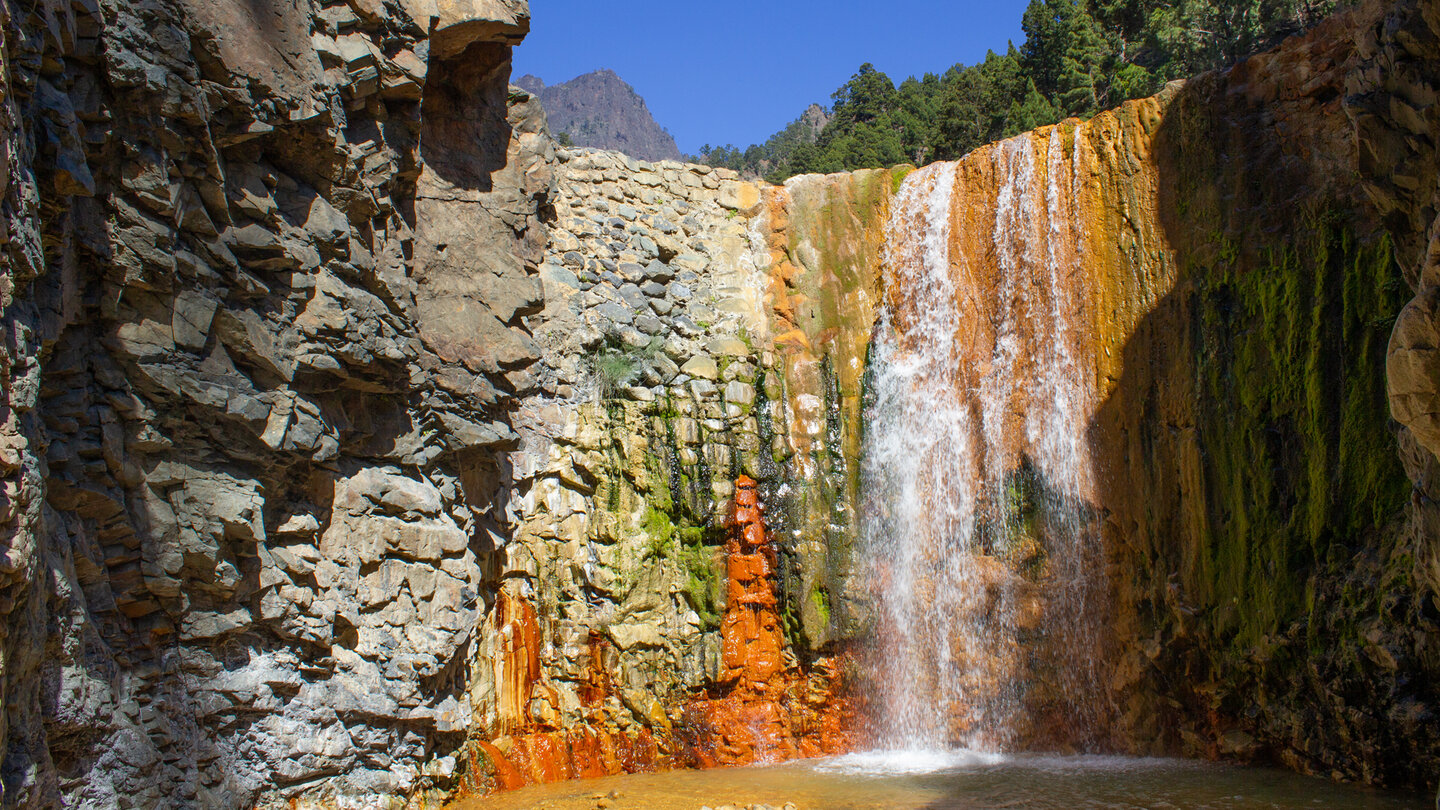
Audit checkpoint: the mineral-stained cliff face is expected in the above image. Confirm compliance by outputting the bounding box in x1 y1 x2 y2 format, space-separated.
448 148 882 788
840 0 1438 786
1086 0 1439 785
0 0 1436 803
843 0 1439 789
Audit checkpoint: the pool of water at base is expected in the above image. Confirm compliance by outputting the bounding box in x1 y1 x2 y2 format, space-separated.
451 750 1427 810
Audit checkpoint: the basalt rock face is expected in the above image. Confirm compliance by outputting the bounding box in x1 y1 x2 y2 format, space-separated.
0 0 551 803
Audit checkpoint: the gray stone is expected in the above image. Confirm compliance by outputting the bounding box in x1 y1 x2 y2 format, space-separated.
653 353 680 382
635 315 665 335
724 381 756 407
594 302 634 325
707 336 749 357
541 262 581 290
667 282 693 300
304 195 350 254
672 253 707 273
617 262 646 283
671 315 703 337
172 291 219 351
616 326 650 348
689 302 717 323
680 355 717 380
617 284 648 310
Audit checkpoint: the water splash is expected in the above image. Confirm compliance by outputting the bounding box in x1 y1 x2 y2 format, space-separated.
861 129 1110 756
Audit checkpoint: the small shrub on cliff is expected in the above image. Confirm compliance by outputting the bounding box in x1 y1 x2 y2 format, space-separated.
592 351 638 399
588 333 667 400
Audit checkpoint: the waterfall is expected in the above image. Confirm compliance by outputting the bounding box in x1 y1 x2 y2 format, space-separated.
861 128 1110 755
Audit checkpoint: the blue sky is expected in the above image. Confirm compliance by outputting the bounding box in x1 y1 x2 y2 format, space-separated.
513 1 1033 155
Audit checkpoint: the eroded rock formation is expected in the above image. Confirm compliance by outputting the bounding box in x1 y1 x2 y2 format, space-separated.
845 0 1440 789
680 476 855 767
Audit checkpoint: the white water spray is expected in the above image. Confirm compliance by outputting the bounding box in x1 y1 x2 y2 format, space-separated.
861 130 1110 757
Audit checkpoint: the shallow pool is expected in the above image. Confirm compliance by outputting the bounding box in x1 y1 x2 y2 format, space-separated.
453 749 1427 810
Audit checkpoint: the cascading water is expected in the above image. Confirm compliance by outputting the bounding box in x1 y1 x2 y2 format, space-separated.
861 128 1111 757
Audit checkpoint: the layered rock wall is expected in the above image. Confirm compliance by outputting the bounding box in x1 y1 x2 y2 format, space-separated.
0 0 558 803
844 0 1439 787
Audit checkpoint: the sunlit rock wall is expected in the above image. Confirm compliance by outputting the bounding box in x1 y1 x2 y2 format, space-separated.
0 0 1433 801
458 149 888 786
497 0 1434 789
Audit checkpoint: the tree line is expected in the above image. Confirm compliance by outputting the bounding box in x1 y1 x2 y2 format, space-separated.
699 0 1350 181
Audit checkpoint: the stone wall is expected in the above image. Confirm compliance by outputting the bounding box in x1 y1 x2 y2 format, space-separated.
457 149 884 784
476 0 1440 792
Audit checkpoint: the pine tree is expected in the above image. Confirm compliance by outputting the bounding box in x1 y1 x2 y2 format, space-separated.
709 0 1359 181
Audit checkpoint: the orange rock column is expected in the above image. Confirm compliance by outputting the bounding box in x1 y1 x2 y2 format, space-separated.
721 475 786 693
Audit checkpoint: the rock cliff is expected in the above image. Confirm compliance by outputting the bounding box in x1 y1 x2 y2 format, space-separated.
0 0 1435 804
513 70 683 163
0 0 553 803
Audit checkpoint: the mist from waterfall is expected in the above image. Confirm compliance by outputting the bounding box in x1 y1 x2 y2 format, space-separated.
860 128 1111 756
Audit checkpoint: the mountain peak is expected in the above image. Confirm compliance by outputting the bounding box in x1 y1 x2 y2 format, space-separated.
523 69 682 163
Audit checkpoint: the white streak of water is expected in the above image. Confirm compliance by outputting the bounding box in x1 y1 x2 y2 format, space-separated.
862 128 1108 757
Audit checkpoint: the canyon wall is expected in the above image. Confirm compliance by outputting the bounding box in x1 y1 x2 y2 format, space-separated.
0 0 1435 804
1095 3 1438 784
0 0 555 803
452 150 888 788
0 0 881 793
